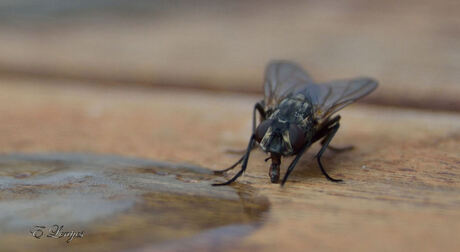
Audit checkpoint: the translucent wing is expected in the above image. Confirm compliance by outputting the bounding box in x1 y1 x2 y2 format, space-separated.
304 77 378 120
264 61 315 108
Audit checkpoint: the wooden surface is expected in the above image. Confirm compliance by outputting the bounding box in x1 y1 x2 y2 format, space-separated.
0 78 459 251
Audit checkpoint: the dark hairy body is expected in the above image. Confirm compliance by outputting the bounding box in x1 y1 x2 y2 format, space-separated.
213 60 378 186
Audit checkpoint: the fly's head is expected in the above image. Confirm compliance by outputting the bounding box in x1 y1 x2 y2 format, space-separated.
255 119 308 156
254 118 308 183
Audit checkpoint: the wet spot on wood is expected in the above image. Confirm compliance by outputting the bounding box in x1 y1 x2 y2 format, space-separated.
0 153 270 252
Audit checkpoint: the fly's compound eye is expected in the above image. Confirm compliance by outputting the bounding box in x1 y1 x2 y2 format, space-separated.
255 119 273 143
289 124 307 153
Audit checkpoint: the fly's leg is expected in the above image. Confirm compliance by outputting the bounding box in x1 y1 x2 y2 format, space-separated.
316 122 343 182
250 101 265 149
213 155 243 175
252 101 266 131
317 115 353 152
321 140 354 152
280 145 309 186
214 101 265 175
212 135 255 186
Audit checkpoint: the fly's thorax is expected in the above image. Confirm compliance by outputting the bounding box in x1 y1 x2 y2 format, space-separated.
269 95 314 129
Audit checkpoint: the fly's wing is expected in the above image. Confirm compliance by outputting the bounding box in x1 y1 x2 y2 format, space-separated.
264 61 315 108
305 77 378 120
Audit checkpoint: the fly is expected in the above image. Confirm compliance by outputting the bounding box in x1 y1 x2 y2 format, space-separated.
213 60 378 186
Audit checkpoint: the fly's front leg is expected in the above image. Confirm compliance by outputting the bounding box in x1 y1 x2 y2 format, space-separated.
213 155 244 175
280 145 309 186
250 100 266 149
214 101 265 175
280 132 316 186
212 135 255 186
253 101 266 131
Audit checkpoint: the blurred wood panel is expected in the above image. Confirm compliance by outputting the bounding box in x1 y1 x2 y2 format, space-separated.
0 0 459 111
0 77 459 251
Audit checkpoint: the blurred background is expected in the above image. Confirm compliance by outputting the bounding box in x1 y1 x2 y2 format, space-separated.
0 0 459 111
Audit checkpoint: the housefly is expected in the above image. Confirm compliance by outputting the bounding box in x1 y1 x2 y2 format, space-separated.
213 60 378 186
